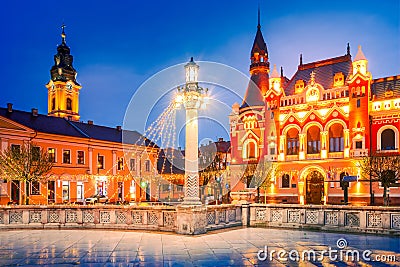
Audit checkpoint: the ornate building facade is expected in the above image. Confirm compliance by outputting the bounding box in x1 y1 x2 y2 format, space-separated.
229 19 400 205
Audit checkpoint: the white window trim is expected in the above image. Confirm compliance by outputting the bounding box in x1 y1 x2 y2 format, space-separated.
242 139 258 159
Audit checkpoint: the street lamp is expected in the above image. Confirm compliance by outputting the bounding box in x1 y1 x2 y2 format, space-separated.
175 57 209 205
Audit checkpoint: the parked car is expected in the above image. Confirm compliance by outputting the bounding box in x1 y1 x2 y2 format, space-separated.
85 194 108 204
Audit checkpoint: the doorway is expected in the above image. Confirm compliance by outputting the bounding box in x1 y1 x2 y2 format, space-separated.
305 171 324 204
117 182 124 202
11 180 20 204
48 181 55 204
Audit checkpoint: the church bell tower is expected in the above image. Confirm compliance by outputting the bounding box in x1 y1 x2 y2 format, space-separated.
46 25 81 121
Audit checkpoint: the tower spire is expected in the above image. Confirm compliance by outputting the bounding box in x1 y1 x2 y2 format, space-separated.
61 23 66 44
257 3 261 29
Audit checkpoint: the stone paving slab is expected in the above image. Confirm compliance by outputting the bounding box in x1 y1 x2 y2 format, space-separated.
0 228 398 266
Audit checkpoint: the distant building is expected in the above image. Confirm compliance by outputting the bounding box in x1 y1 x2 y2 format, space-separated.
229 16 400 205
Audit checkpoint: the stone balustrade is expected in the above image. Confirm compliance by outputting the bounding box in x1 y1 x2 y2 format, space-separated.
206 204 242 230
0 204 242 234
245 204 400 235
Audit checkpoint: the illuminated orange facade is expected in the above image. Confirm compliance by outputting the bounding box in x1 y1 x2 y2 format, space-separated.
0 29 158 205
230 21 400 205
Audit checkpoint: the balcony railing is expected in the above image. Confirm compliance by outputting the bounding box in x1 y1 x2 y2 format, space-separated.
328 152 344 159
306 154 321 160
285 155 299 161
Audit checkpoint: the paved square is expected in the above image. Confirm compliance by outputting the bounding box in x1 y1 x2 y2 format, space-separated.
0 227 398 266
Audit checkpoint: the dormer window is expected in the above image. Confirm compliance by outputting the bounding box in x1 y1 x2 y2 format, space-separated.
333 72 344 87
295 80 305 94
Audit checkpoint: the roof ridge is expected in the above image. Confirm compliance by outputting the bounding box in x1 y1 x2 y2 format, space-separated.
298 54 351 71
65 119 90 138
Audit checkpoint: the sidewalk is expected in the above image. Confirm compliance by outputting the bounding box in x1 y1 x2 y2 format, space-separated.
0 227 398 266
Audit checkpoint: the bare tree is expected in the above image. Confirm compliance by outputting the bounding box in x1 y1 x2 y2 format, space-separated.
0 142 54 204
357 153 400 206
242 159 278 203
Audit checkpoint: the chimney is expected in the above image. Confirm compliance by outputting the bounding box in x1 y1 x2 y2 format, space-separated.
116 125 122 131
31 108 38 116
218 137 223 142
87 120 93 125
7 103 13 113
178 146 181 151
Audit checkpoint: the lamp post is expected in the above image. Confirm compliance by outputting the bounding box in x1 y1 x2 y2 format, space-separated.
175 57 208 205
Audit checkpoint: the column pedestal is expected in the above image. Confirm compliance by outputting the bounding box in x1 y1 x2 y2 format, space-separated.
176 205 207 235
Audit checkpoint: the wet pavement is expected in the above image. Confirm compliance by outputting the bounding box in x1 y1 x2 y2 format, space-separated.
0 227 399 266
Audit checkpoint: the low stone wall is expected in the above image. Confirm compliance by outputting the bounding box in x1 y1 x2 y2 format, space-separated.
205 204 242 230
0 204 242 234
244 204 400 235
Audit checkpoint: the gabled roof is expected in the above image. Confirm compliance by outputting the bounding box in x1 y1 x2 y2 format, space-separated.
284 55 352 96
0 107 154 147
371 75 400 100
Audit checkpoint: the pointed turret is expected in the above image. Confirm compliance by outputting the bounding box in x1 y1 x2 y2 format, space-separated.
250 6 269 72
242 8 270 108
354 45 366 61
352 45 368 76
269 64 281 93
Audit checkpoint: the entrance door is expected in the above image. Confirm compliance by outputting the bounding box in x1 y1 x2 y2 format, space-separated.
11 180 20 204
306 171 324 204
48 181 55 204
117 182 124 202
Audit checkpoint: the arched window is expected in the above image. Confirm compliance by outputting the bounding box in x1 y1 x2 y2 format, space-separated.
66 98 72 111
329 124 344 152
307 125 321 154
381 129 395 150
51 98 55 111
281 174 290 188
286 128 299 155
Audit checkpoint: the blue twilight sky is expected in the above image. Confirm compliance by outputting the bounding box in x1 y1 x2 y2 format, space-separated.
0 0 399 142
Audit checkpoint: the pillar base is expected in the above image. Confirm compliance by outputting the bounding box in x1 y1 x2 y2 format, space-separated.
176 205 207 235
182 197 202 206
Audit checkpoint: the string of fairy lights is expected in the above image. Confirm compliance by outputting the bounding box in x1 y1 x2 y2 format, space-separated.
1 101 185 205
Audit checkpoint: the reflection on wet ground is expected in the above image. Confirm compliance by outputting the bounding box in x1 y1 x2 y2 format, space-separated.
0 227 398 266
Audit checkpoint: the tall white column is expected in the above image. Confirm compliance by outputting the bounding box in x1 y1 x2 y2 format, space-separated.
183 107 201 204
